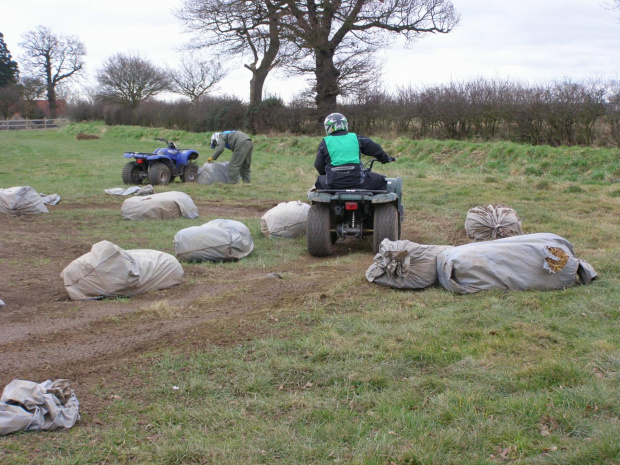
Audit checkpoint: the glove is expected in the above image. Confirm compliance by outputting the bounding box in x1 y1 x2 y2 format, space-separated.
207 157 214 163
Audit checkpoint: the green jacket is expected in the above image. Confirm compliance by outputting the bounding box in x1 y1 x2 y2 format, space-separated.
212 130 252 160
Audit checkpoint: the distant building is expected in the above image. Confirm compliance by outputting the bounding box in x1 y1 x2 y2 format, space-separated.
34 99 67 117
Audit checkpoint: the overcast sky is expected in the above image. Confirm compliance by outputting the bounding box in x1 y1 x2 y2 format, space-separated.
3 0 620 102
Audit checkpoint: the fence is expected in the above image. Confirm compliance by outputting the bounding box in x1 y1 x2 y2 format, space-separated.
0 118 70 131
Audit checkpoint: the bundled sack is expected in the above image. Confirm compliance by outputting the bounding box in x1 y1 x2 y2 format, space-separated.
436 233 597 294
121 191 198 220
0 186 49 215
174 219 254 262
465 204 523 240
60 240 184 300
105 185 154 196
40 193 61 205
0 379 80 435
366 239 453 289
197 161 230 185
261 201 310 238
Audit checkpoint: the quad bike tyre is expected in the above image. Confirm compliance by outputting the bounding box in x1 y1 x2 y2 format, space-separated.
122 162 143 185
373 204 399 253
307 204 332 257
148 162 171 186
181 162 199 183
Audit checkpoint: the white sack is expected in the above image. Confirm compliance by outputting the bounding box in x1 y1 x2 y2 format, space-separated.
60 240 184 300
0 379 80 435
436 233 597 294
197 161 230 185
260 201 310 238
105 185 154 196
0 186 48 215
40 193 61 205
121 191 198 220
366 239 453 289
465 204 523 240
174 219 254 262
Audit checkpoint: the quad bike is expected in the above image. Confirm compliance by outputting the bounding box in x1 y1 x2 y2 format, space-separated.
306 157 403 257
121 138 200 186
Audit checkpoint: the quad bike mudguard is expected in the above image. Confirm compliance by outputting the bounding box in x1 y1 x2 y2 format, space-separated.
308 177 403 214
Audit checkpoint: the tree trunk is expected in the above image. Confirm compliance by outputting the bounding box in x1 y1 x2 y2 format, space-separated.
245 20 280 133
314 50 340 118
45 59 57 118
249 67 269 107
47 83 57 118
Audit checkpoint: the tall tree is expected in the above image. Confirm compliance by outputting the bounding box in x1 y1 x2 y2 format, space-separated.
281 0 459 115
168 54 227 103
177 0 300 107
0 33 19 86
96 53 171 109
19 26 86 118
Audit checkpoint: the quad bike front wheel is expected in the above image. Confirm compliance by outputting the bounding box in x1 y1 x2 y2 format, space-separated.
373 204 399 253
122 162 143 185
307 204 332 257
181 162 199 182
148 163 171 186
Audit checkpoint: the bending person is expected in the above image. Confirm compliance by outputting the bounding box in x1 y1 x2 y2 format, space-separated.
208 130 253 184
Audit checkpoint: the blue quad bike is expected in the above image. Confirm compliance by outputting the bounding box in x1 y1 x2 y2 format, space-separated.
306 157 403 257
122 138 200 186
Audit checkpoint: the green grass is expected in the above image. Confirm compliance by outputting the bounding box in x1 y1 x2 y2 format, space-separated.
0 124 619 464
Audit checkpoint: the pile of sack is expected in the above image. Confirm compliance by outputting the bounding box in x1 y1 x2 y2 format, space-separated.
367 234 597 293
0 379 79 435
260 201 310 238
61 241 184 300
197 161 230 185
465 204 522 240
0 186 60 215
174 219 254 262
121 191 198 220
368 203 597 293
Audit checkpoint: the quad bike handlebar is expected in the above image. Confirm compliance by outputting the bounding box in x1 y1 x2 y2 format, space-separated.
155 137 178 150
364 156 396 172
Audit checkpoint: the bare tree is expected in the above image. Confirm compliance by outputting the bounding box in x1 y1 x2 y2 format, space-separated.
176 0 300 107
288 39 384 109
96 53 171 109
168 54 227 103
19 26 86 117
605 0 620 9
281 0 459 116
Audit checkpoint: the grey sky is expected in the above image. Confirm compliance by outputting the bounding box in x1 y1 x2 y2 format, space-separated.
3 0 619 101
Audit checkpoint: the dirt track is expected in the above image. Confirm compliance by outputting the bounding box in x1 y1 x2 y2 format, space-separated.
0 201 379 418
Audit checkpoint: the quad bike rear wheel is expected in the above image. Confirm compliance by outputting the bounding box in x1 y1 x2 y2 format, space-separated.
122 162 143 185
148 163 171 186
181 162 199 182
373 204 399 253
307 204 332 257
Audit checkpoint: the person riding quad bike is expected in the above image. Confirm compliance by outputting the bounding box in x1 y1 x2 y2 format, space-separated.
306 113 402 257
314 113 395 190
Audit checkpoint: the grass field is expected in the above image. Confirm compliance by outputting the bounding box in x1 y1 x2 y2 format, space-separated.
0 123 618 464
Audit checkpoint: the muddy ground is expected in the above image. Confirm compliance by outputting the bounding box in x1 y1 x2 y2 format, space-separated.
0 199 447 422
